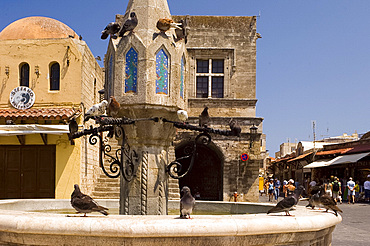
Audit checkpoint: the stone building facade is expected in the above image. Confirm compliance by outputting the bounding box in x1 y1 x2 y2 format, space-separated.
171 15 264 202
0 17 104 199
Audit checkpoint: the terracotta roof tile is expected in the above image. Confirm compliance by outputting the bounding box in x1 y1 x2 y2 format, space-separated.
0 108 76 120
287 152 311 162
315 148 353 156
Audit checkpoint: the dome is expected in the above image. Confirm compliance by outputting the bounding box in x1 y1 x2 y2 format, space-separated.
0 16 78 40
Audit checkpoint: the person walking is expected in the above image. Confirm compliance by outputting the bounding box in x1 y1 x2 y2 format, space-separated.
324 179 333 197
274 178 281 202
354 181 360 202
347 177 356 204
364 174 370 203
286 179 296 197
332 177 342 204
282 180 288 197
268 179 274 202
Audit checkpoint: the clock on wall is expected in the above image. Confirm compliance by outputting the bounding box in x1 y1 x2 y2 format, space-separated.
9 86 36 109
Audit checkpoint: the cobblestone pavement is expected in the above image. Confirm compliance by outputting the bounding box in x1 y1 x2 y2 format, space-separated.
258 194 370 246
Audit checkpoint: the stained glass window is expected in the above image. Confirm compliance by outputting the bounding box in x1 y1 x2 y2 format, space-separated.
125 48 138 93
108 54 113 97
155 49 169 95
180 57 184 99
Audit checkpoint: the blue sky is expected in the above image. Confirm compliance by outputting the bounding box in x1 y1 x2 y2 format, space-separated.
1 0 369 154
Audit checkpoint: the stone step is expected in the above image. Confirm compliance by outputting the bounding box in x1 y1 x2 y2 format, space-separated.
168 183 179 189
92 191 120 199
94 186 120 192
97 177 120 183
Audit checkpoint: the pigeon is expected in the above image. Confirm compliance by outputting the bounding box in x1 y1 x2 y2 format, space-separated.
180 186 195 219
199 106 211 128
156 18 181 33
229 119 241 137
174 16 189 43
68 115 79 135
118 12 138 37
267 185 305 216
306 186 322 209
70 184 109 216
306 191 322 209
84 100 108 122
318 187 343 216
101 22 121 39
177 110 188 122
107 96 120 118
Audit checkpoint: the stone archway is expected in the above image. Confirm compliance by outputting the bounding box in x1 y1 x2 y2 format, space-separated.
175 142 223 201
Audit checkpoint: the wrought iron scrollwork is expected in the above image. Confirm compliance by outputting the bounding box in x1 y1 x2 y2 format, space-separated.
69 116 161 181
88 130 122 179
166 132 211 179
121 140 139 182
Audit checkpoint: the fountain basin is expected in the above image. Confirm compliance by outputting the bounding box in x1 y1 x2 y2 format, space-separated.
0 199 341 245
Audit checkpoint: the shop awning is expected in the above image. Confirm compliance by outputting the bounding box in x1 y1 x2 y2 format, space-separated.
0 124 69 136
303 159 336 169
329 152 370 166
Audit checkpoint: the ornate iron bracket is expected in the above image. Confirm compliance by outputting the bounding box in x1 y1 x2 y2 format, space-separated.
166 132 211 179
69 116 158 181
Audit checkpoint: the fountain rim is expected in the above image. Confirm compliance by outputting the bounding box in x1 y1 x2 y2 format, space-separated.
0 199 341 238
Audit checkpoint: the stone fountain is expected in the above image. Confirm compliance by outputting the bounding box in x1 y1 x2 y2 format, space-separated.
0 0 341 245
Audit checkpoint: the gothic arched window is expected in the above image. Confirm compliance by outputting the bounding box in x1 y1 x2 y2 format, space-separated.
125 47 138 93
155 48 169 95
180 56 185 99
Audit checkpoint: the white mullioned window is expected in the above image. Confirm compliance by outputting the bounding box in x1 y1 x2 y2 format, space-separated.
196 59 224 98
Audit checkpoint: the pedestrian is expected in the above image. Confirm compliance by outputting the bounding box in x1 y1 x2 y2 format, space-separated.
308 179 317 195
286 179 296 197
354 181 360 202
274 178 281 202
268 179 274 201
324 179 333 197
264 179 269 196
347 177 355 204
364 174 370 203
283 180 288 197
332 177 342 204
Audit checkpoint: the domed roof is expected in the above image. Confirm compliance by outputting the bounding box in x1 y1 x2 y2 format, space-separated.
0 16 78 40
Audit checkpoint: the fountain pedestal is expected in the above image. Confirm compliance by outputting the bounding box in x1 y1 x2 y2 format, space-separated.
106 0 187 214
118 109 176 215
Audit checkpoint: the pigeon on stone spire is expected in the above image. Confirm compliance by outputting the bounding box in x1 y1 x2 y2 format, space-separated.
174 16 189 43
107 96 120 118
177 110 188 122
156 18 181 33
101 22 121 40
84 100 108 122
119 12 138 37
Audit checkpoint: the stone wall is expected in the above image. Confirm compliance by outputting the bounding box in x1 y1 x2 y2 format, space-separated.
78 41 104 196
171 15 263 202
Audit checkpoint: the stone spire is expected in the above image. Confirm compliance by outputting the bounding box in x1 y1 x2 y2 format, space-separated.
123 0 173 45
110 0 188 215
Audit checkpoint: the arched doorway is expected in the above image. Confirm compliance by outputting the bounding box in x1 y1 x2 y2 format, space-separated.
175 141 223 201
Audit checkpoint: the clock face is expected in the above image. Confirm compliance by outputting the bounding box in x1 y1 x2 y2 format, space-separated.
9 86 36 109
